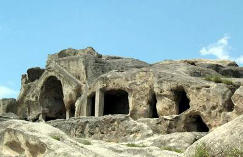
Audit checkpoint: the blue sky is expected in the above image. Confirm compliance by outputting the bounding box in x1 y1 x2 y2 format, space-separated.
0 0 243 98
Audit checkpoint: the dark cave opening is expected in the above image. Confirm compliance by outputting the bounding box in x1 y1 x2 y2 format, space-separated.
225 89 236 112
175 89 190 114
88 93 95 116
225 99 235 112
150 93 159 118
40 76 66 121
70 104 76 118
104 89 129 115
185 115 209 132
91 94 95 116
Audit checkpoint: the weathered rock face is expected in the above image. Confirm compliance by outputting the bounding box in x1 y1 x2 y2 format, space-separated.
16 47 149 121
0 113 19 121
0 119 182 157
48 115 153 143
15 47 242 132
184 114 243 157
1 47 242 157
0 119 98 157
26 67 45 83
232 86 243 115
48 115 206 152
0 99 17 115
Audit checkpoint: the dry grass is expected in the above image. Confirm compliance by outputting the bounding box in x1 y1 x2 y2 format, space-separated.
204 75 234 85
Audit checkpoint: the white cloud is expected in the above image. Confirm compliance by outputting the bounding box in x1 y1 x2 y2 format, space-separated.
0 86 18 99
235 56 243 64
200 35 230 60
200 35 243 64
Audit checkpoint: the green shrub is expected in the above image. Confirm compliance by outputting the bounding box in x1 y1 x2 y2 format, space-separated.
194 143 210 157
161 146 183 153
204 75 234 85
126 143 146 147
221 79 234 85
225 148 243 157
193 143 243 157
51 135 61 141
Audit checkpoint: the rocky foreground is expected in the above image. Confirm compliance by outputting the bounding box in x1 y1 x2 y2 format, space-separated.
0 114 242 157
0 48 242 156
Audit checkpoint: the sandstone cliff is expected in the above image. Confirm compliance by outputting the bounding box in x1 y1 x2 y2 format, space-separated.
0 47 242 157
16 48 243 130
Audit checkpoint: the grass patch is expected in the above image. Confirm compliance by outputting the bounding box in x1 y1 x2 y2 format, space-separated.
194 143 210 157
221 79 234 85
225 148 243 157
77 139 92 145
204 75 234 85
161 146 183 153
51 135 61 141
193 143 243 157
126 143 146 148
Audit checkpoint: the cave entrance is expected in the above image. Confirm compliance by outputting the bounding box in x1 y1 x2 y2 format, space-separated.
175 88 190 114
104 89 129 115
40 76 66 121
225 100 234 112
88 93 95 116
70 104 76 117
150 93 159 118
184 115 209 132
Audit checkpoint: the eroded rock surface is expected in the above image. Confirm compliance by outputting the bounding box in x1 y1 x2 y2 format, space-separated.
0 47 242 157
0 99 17 115
48 114 207 145
48 115 153 142
184 114 243 157
131 132 206 152
0 119 182 157
232 86 243 115
13 47 242 133
0 120 97 157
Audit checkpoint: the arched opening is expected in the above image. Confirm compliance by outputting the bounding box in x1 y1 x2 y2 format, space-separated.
104 89 129 115
40 76 66 121
225 99 235 112
184 115 209 132
150 93 159 118
87 93 95 116
225 88 236 112
174 88 190 114
70 104 76 117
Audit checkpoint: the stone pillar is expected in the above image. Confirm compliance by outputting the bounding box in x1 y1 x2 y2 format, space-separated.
66 109 70 119
83 97 89 116
95 89 104 117
74 94 89 117
39 113 45 122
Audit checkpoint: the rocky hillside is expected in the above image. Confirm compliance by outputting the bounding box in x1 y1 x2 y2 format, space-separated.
0 47 242 157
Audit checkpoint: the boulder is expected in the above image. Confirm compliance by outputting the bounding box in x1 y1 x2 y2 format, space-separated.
232 86 243 114
133 132 206 152
183 114 243 157
0 99 17 115
0 119 182 157
48 115 154 142
48 114 206 152
0 113 19 122
81 138 182 157
0 120 98 157
26 67 45 82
